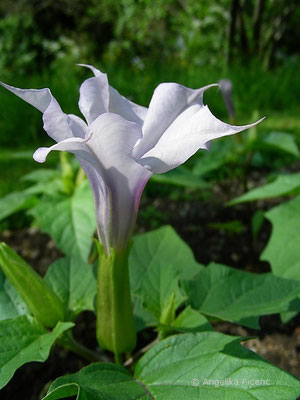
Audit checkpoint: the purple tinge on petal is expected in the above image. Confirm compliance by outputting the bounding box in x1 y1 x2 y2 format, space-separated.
134 174 151 212
78 157 112 255
85 113 151 251
32 112 151 253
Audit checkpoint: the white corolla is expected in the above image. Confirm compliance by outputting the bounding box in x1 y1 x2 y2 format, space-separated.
0 65 263 254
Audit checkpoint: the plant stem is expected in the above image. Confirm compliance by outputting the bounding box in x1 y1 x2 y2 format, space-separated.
124 339 159 367
58 331 106 363
96 244 136 361
115 352 123 365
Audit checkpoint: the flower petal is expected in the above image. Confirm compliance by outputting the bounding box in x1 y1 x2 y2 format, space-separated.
133 82 218 158
78 74 110 124
87 113 151 250
77 158 111 254
0 81 52 112
0 81 84 142
77 64 147 126
33 112 151 252
32 133 112 252
138 105 265 174
33 136 91 163
108 86 147 126
67 114 88 138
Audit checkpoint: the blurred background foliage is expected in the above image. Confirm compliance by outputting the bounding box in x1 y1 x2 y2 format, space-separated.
0 0 299 74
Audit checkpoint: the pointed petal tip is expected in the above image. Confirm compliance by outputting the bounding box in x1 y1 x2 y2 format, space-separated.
0 80 19 92
249 115 266 128
76 63 104 77
75 63 91 68
201 83 219 97
206 83 219 89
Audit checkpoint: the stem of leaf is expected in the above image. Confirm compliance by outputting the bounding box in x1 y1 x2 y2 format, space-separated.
58 331 106 363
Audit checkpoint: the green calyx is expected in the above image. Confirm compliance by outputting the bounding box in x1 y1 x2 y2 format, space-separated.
0 242 65 328
96 242 136 360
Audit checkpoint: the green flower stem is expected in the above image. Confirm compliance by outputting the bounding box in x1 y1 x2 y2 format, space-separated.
96 244 136 362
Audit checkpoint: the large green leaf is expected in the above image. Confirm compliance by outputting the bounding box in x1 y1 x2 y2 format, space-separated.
261 195 300 280
0 191 36 220
132 294 157 331
44 332 300 400
0 315 73 389
261 196 300 321
262 131 299 156
43 363 148 400
0 270 28 321
171 306 212 333
135 332 300 399
130 226 203 328
29 181 95 261
130 226 202 294
139 262 186 324
183 263 300 328
45 256 97 319
22 168 64 196
228 172 300 205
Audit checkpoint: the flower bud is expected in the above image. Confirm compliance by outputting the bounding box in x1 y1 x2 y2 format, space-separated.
0 242 65 328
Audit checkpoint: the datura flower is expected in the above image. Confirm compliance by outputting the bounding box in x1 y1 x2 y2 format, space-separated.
0 65 263 255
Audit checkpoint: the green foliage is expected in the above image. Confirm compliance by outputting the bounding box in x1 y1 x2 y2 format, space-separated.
171 306 212 333
45 256 97 320
0 316 73 389
0 13 42 75
183 262 300 328
130 227 300 331
0 192 37 221
44 332 300 400
129 225 202 332
262 131 299 156
229 172 300 205
262 195 300 281
0 12 82 77
0 224 300 395
0 243 66 327
0 270 28 321
0 0 299 76
29 180 95 261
